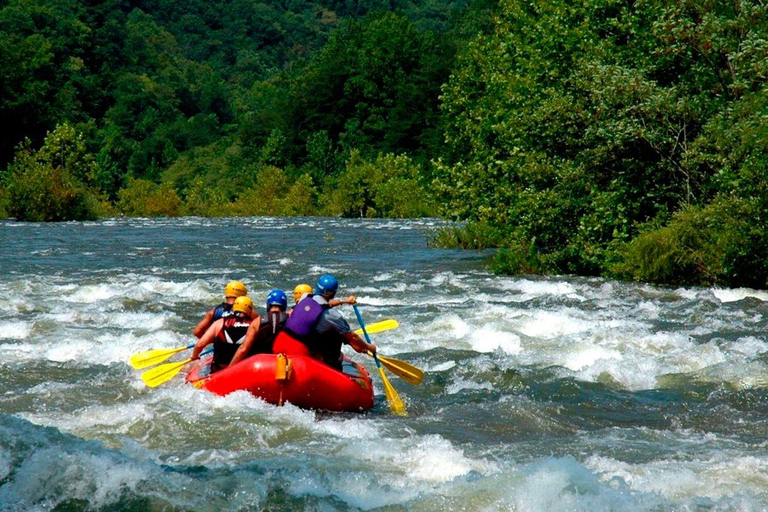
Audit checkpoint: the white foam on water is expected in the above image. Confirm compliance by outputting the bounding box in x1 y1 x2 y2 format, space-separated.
404 435 498 483
517 309 593 339
724 336 768 359
429 361 457 372
584 451 768 504
309 434 499 510
308 265 335 274
498 278 584 301
278 258 292 265
712 287 768 303
422 314 470 339
469 327 522 355
446 377 494 395
20 402 155 437
64 284 121 303
356 296 411 306
0 321 32 339
554 331 730 390
0 448 152 509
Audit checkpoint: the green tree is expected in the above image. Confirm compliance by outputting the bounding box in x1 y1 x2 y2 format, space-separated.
117 178 182 217
326 151 434 218
2 124 101 221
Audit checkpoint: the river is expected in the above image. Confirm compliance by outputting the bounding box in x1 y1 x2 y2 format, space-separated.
1 217 768 511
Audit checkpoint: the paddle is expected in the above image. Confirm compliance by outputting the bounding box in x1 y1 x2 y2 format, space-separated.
129 319 400 371
129 343 195 369
140 347 213 388
353 318 398 336
353 306 406 416
365 351 423 385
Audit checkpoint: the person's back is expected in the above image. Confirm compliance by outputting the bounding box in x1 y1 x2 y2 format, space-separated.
194 280 248 338
273 275 375 369
191 295 256 373
229 289 289 367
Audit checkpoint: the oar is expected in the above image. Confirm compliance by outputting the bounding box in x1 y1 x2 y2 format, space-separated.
353 306 406 416
129 343 195 369
140 347 212 388
352 318 398 336
365 351 423 385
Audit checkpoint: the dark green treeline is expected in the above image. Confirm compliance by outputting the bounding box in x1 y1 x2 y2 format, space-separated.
2 0 767 288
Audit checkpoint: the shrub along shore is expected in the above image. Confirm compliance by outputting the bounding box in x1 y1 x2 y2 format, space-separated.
2 0 767 289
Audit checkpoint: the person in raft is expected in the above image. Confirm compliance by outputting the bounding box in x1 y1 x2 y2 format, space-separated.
273 274 375 370
228 289 289 367
193 280 248 338
191 295 256 374
290 283 358 315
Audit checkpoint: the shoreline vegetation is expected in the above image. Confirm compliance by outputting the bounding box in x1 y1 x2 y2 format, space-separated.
2 0 767 289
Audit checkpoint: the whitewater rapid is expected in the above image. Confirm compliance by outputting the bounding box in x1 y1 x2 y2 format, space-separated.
1 217 768 511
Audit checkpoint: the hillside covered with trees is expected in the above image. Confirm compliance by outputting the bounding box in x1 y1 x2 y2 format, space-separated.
2 0 767 288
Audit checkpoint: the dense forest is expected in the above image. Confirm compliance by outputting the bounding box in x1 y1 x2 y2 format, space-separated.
1 0 767 288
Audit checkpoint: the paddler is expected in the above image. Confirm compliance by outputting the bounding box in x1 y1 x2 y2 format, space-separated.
193 280 248 338
228 289 289 367
274 274 375 370
191 295 256 373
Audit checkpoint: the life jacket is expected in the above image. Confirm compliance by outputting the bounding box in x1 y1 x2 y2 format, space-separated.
311 330 347 371
212 314 252 372
248 310 288 356
284 295 329 342
211 302 234 321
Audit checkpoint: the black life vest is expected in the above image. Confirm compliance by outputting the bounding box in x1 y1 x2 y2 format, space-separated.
212 314 252 372
247 310 288 356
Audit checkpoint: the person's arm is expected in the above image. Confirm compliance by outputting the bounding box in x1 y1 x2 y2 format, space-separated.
329 295 357 308
191 320 221 360
193 309 214 338
343 331 376 354
229 316 261 367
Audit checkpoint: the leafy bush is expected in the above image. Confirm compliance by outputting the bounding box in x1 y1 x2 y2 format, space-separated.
230 168 319 217
181 177 232 217
325 151 435 218
117 178 182 217
2 125 101 221
613 197 768 288
429 220 506 250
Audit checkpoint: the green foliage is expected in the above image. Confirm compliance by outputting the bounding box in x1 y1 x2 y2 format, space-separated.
0 188 8 218
436 0 768 286
613 197 768 289
325 151 435 218
182 177 232 217
429 220 506 250
230 168 318 217
2 124 101 221
117 178 182 217
241 11 454 166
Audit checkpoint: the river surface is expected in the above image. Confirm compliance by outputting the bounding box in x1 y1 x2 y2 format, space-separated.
1 217 768 511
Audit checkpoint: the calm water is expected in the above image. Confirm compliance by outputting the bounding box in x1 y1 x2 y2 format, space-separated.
1 217 768 511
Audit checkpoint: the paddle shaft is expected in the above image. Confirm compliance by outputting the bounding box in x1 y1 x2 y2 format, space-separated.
353 306 406 416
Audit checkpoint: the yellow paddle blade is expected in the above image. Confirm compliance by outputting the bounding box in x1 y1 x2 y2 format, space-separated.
140 358 192 388
371 353 424 386
378 367 407 416
353 318 398 336
129 344 192 369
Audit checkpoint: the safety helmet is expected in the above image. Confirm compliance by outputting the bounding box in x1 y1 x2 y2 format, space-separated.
232 296 254 317
266 289 288 311
224 280 248 298
293 283 312 304
315 274 339 296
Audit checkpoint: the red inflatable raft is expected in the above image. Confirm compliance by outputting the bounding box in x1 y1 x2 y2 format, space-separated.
185 353 374 412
